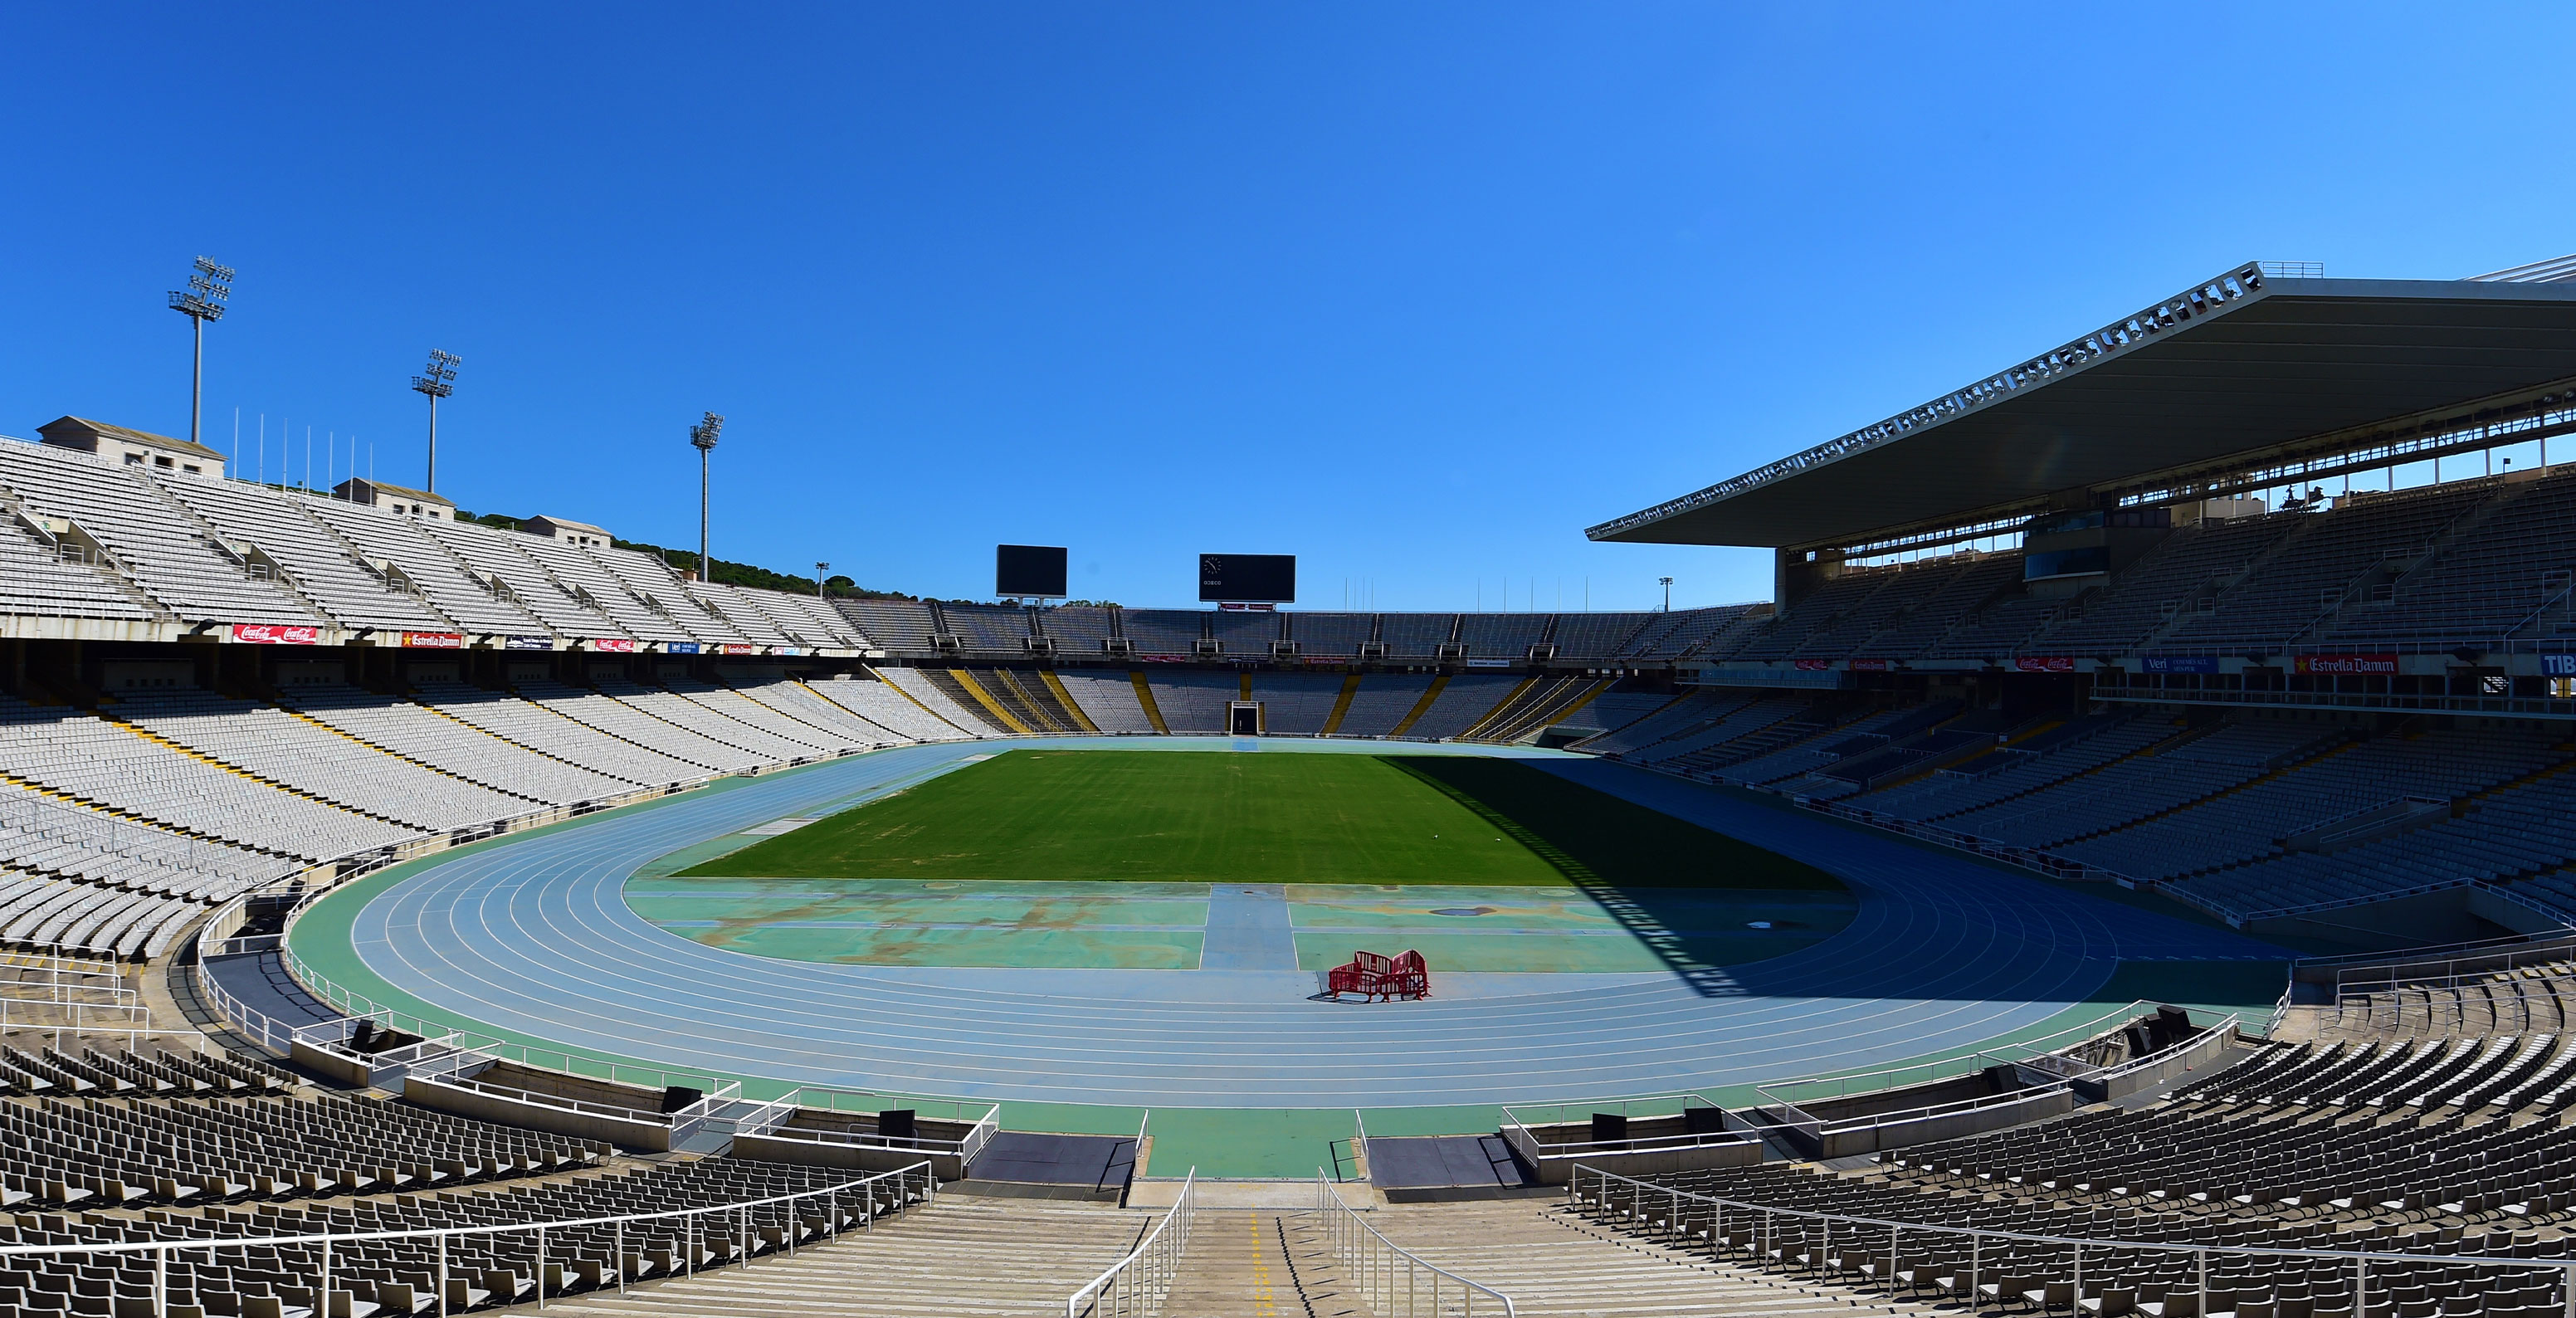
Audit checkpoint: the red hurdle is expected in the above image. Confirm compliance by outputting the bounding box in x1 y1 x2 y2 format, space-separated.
1325 949 1431 1001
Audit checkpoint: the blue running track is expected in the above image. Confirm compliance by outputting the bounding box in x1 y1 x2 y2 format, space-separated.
320 738 2289 1109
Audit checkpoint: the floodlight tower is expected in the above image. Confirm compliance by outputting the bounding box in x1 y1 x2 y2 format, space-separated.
411 350 461 491
815 562 830 600
1659 577 1674 612
690 412 724 580
168 256 235 449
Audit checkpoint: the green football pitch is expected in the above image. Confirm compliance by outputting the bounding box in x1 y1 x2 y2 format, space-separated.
679 749 1843 891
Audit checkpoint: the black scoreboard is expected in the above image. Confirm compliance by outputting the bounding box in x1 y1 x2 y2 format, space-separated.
995 544 1068 598
1198 554 1295 603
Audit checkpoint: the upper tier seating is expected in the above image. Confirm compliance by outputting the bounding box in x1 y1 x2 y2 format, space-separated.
418 520 625 640
2331 466 2576 648
0 510 153 622
1038 605 1118 653
1546 611 1655 658
835 598 939 654
150 473 455 633
0 441 315 626
1453 613 1549 659
1378 614 1455 658
1289 612 1373 657
1118 610 1205 656
2161 481 2496 650
299 500 549 635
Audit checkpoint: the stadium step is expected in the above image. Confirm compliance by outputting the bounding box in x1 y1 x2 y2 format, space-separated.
544 1195 1149 1318
1369 1201 1948 1317
1388 676 1449 737
922 668 1024 735
1164 1208 1358 1317
1129 671 1171 734
960 668 1047 733
1458 676 1542 741
1039 671 1101 733
1320 673 1362 735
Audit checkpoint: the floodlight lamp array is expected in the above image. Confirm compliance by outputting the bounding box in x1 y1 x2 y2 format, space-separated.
168 256 235 322
690 412 724 452
411 349 461 398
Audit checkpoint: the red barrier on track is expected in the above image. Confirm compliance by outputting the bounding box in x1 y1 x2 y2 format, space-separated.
1325 949 1430 1001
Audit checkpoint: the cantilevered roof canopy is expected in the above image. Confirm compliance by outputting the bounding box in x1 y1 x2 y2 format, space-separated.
1590 263 2576 549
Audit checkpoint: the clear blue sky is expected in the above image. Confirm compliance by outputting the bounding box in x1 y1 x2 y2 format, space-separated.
5 6 2570 612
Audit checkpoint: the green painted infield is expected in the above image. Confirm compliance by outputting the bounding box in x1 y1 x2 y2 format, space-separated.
678 749 1842 891
624 876 1857 970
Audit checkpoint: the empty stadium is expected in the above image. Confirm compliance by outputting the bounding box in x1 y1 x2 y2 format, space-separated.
11 251 2576 1318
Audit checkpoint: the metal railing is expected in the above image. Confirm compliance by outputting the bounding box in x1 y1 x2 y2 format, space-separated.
0 1158 931 1317
1569 1164 2574 1316
729 1086 1000 1165
1067 1167 1195 1318
1315 1169 1515 1316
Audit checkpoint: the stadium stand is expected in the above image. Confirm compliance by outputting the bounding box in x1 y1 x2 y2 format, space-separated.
1144 671 1237 733
1054 671 1155 732
1246 672 1342 735
1327 671 1433 738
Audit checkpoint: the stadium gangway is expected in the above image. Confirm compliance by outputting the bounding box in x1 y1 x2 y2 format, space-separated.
0 1158 934 1318
1066 1166 1195 1318
729 1083 1002 1172
1315 1169 1515 1316
1750 1000 2228 1110
1569 1164 2576 1318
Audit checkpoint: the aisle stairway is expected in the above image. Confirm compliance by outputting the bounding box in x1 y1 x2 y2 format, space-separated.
549 1194 1146 1318
1163 1208 1364 1317
1367 1200 1942 1317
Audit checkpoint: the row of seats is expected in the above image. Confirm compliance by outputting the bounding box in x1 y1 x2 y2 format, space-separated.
1579 1033 2576 1317
1705 466 2576 665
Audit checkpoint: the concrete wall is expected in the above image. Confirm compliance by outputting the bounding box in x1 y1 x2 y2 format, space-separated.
731 1131 967 1182
404 1073 671 1152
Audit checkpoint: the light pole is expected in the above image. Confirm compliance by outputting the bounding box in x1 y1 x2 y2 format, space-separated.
690 412 724 581
816 562 830 601
1659 577 1674 612
411 350 461 491
168 256 235 449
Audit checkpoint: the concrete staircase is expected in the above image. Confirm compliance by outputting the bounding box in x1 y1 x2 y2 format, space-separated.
547 1194 1147 1317
1367 1200 1943 1317
1164 1208 1366 1317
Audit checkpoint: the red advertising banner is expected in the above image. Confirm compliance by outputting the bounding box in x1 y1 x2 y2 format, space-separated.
401 632 463 649
1792 659 1832 671
591 637 641 653
2014 656 2076 672
1847 658 1891 672
1139 653 1193 663
719 643 759 656
2294 653 2399 676
1300 656 1347 666
229 624 320 646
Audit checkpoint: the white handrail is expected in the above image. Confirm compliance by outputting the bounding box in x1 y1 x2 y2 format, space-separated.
1315 1169 1515 1316
1569 1164 2575 1312
1067 1168 1195 1318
